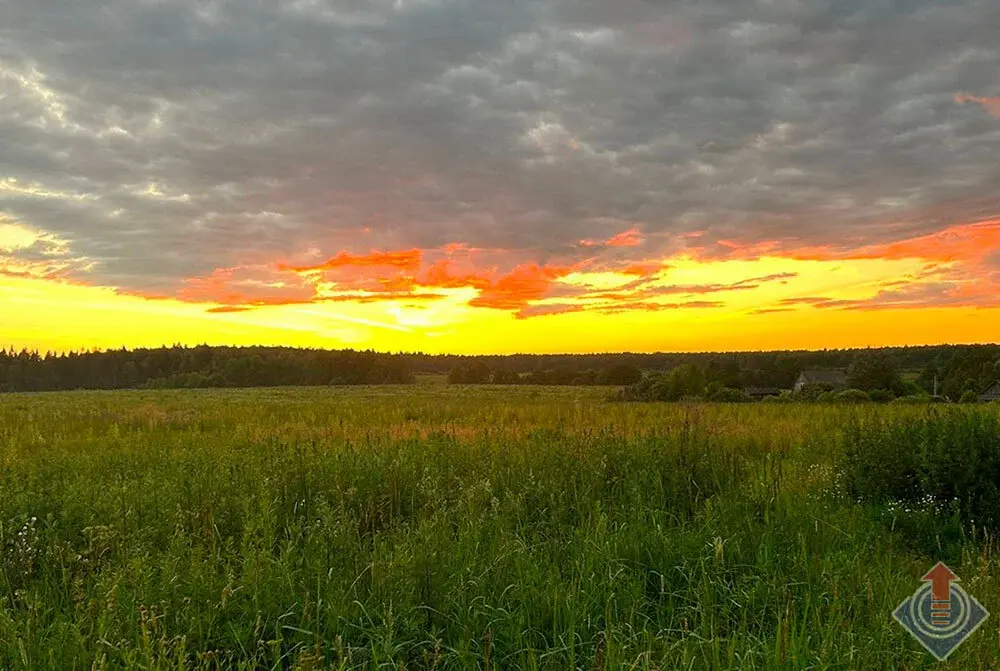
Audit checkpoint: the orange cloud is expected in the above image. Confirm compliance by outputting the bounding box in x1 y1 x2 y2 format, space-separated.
172 247 586 315
149 219 1000 319
606 228 644 247
580 227 645 248
854 220 1000 264
621 262 666 277
279 249 423 273
955 92 1000 118
171 246 813 319
705 220 1000 266
178 265 317 306
416 259 492 290
469 263 574 310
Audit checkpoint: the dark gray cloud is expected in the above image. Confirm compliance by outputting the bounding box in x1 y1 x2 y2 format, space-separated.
2 0 1000 294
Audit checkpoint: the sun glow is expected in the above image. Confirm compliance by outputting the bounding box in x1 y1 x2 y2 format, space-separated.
3 239 997 354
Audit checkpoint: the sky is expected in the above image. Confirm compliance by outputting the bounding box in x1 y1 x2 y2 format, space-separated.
2 0 1000 354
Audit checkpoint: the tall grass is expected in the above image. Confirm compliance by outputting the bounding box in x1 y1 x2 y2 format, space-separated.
0 387 998 669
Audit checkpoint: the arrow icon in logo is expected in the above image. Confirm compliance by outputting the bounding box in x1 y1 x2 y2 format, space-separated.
923 562 959 600
922 562 958 625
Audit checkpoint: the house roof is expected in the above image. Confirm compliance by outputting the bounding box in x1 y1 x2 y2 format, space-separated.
797 370 848 385
981 380 1000 395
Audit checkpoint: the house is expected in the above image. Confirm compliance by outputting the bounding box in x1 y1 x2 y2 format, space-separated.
980 381 1000 403
794 370 848 393
744 387 783 400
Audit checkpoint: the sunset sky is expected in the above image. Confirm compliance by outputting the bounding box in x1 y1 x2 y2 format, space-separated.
2 0 1000 354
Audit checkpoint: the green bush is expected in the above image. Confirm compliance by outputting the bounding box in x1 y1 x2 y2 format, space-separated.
795 382 835 401
816 391 837 403
891 394 933 404
868 389 895 403
960 390 980 404
836 389 872 404
707 386 753 403
614 367 710 402
839 410 1000 531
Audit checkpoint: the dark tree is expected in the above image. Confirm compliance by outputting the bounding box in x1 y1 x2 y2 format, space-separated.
599 364 642 386
0 345 414 392
847 350 904 394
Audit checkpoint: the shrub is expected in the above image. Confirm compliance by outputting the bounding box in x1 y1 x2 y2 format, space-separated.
960 390 980 404
795 383 835 401
613 368 709 403
868 389 895 403
892 394 933 404
816 391 837 403
612 373 669 402
836 389 872 404
707 387 753 403
839 410 1000 531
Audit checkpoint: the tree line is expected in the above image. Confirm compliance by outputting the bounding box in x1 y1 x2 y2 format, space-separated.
615 348 1000 403
1 343 998 397
445 345 1000 400
0 346 415 391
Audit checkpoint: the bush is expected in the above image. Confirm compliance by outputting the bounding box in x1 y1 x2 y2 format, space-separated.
816 391 838 403
761 394 791 404
614 368 708 403
612 373 668 402
892 394 934 404
795 382 835 401
868 389 895 403
960 390 980 404
836 389 872 404
839 410 1000 531
707 387 753 403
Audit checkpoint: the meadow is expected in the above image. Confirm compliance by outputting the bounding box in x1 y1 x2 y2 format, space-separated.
1 385 999 669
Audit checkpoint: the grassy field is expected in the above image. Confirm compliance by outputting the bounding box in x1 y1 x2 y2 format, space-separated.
1 386 999 669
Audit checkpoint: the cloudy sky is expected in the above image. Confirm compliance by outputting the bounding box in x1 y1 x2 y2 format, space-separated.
2 0 999 353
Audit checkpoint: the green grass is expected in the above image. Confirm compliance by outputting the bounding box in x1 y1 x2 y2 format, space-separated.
1 386 998 669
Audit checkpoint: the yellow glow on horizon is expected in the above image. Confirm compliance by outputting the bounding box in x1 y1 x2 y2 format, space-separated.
1 252 995 355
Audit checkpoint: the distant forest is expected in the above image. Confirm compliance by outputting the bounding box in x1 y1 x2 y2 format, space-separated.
1 343 998 399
